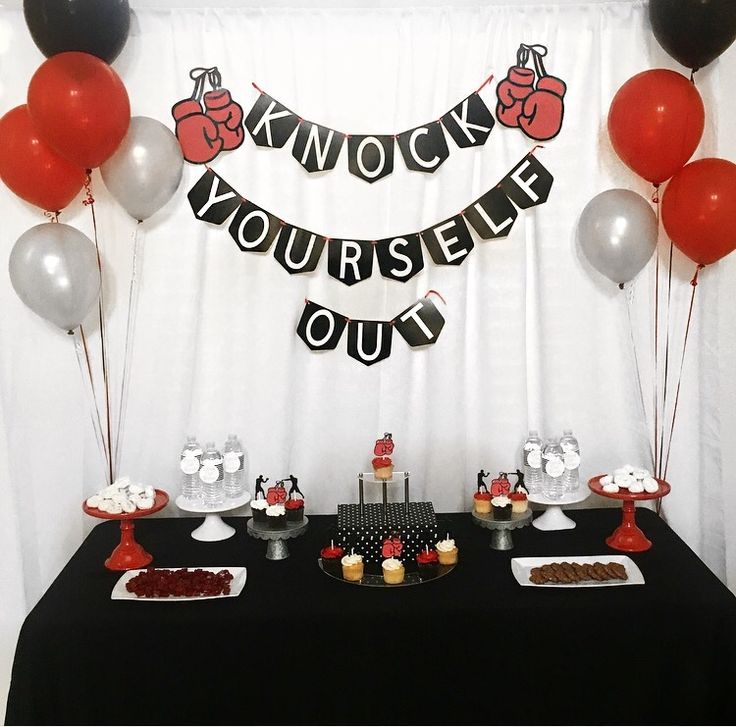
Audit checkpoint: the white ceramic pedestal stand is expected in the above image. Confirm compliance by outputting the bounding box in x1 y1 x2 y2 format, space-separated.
175 491 251 541
527 487 589 531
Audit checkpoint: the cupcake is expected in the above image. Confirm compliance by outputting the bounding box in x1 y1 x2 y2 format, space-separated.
435 537 458 565
473 491 492 514
265 503 286 529
250 497 268 524
509 491 528 514
341 552 364 582
382 557 405 584
372 456 393 480
416 548 439 579
320 542 344 577
491 495 512 520
285 497 304 522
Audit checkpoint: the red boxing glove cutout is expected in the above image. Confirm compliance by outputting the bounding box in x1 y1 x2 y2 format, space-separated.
172 98 223 164
518 75 566 141
266 484 288 505
203 88 245 151
496 67 536 129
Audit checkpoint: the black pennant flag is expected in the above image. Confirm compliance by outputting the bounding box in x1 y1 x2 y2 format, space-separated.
273 225 326 274
375 234 424 282
396 121 449 173
347 320 393 366
394 296 445 347
327 239 374 286
420 214 474 265
499 153 554 209
244 93 299 148
348 135 394 183
464 186 519 240
228 200 280 252
296 301 347 351
188 169 241 224
441 93 495 148
292 122 345 172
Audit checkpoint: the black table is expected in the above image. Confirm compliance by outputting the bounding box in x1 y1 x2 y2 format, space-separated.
6 508 736 725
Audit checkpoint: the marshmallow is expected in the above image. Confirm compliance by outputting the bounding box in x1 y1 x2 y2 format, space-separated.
614 473 634 488
602 484 620 493
633 469 650 481
128 484 144 495
643 477 659 494
600 475 613 486
628 481 645 494
121 499 137 514
137 497 154 510
86 495 101 508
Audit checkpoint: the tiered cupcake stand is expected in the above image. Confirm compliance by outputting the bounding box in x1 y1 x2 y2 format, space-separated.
175 491 251 542
247 517 309 560
472 509 532 550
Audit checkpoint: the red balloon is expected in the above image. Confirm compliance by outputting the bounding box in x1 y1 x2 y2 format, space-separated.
27 51 130 170
0 105 86 212
608 69 704 185
661 158 736 265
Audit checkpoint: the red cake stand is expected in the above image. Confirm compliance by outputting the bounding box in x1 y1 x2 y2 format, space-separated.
82 490 169 570
588 475 670 552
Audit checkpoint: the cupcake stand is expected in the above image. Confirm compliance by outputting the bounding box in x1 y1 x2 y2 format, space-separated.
472 509 532 550
527 487 590 531
588 475 671 552
318 559 455 586
175 491 251 542
82 489 169 570
247 517 309 560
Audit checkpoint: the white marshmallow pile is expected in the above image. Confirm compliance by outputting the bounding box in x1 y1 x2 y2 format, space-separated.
599 465 659 495
86 476 156 514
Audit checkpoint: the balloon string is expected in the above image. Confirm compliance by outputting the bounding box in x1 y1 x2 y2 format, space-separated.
113 222 144 478
652 187 661 479
662 264 704 482
657 240 674 480
75 327 110 483
43 211 59 223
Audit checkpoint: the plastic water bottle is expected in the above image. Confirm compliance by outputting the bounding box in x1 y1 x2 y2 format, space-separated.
180 435 203 503
559 429 581 492
223 434 245 498
199 442 225 508
542 438 565 500
522 430 544 494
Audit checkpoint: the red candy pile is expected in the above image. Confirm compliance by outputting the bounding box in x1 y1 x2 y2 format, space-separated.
125 568 234 598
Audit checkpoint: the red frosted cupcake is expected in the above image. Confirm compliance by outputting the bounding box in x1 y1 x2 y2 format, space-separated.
372 456 393 480
416 547 439 580
474 491 492 514
320 542 344 577
509 491 528 514
285 497 304 522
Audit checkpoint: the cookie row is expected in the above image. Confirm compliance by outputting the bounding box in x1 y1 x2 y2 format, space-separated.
529 561 627 584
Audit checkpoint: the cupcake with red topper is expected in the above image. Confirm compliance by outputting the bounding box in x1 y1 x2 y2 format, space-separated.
474 470 492 513
416 546 439 579
509 469 529 514
320 540 344 577
372 432 395 480
283 475 305 522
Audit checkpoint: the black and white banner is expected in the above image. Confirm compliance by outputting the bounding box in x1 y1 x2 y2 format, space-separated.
296 294 446 366
244 77 496 182
188 150 554 284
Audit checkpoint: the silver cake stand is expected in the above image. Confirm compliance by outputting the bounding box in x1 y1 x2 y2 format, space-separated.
247 516 309 560
472 509 532 550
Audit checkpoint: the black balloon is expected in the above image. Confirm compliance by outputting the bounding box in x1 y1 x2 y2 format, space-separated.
649 0 736 70
24 0 131 64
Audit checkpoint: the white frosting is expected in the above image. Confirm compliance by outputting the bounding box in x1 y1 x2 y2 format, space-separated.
436 538 456 552
266 504 285 516
602 483 620 493
250 499 268 511
643 477 659 493
382 558 403 571
491 495 511 507
515 485 529 496
341 554 363 566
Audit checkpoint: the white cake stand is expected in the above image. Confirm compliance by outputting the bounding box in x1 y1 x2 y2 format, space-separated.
175 491 251 541
527 487 589 531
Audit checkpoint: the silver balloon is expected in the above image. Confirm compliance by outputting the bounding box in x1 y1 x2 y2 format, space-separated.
100 116 183 222
576 189 658 286
9 223 100 332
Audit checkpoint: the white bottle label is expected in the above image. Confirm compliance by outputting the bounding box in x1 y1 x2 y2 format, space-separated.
223 452 243 474
199 461 222 484
180 453 200 475
545 458 565 478
564 451 581 470
526 450 542 469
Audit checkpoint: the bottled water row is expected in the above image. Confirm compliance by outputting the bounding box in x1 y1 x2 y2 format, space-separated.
522 429 580 500
180 434 247 508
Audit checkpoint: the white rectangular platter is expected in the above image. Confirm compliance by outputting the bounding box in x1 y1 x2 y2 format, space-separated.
511 555 644 587
111 566 247 601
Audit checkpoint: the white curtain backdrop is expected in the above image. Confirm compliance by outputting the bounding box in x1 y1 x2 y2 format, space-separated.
1 0 735 712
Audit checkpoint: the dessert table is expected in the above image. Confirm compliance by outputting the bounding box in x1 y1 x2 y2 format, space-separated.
5 508 736 726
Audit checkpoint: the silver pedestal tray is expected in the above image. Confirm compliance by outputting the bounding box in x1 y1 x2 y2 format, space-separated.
247 516 309 560
176 491 251 542
472 508 532 550
527 487 590 531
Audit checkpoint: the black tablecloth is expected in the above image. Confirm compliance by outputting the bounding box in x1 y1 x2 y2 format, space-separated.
6 508 736 726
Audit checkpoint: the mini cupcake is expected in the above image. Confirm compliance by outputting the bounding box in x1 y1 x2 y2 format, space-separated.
382 557 405 584
509 491 528 514
285 497 304 522
491 495 512 520
372 456 393 480
416 547 439 579
250 497 268 524
435 537 458 565
320 542 344 577
341 552 364 582
265 503 286 529
473 491 492 514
